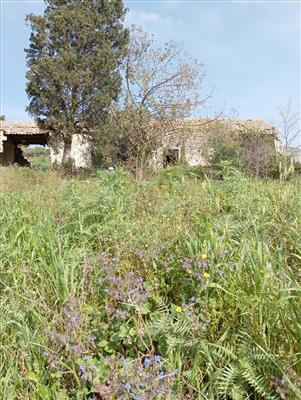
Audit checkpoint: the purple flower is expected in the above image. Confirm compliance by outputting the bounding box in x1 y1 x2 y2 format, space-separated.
79 365 86 372
121 358 128 367
143 357 151 368
70 344 82 355
121 383 131 391
70 315 79 326
189 296 196 303
88 335 96 343
154 355 161 363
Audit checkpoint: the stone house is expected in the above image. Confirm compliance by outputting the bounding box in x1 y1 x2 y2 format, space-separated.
0 119 279 169
0 121 91 168
0 121 47 166
151 118 280 168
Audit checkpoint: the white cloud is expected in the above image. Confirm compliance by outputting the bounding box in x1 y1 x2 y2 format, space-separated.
126 10 173 27
125 8 191 41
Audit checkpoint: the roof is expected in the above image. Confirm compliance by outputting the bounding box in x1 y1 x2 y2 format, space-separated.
172 118 277 136
0 118 278 137
0 121 41 135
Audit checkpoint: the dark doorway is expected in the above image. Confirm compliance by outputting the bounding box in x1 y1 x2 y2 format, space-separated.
15 146 30 166
163 148 179 166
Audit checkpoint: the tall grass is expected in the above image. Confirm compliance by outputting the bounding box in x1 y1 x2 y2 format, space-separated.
0 166 300 399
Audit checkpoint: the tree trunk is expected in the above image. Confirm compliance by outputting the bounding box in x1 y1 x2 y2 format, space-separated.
135 148 146 181
62 138 72 165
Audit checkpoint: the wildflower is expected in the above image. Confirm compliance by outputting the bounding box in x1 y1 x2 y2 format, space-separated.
154 355 161 363
121 383 131 391
189 296 196 303
116 309 128 321
158 370 165 379
121 358 128 367
70 315 79 325
187 311 192 317
201 253 208 260
181 257 192 271
203 272 210 279
143 357 151 368
69 344 82 355
187 269 193 274
79 365 86 372
175 306 182 313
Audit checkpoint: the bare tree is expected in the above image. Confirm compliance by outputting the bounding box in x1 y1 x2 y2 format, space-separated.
109 27 209 179
278 100 300 150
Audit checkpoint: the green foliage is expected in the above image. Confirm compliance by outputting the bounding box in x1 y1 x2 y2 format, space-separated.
210 128 285 179
0 167 300 398
22 146 50 159
30 155 51 171
295 161 301 174
25 0 129 159
210 132 242 170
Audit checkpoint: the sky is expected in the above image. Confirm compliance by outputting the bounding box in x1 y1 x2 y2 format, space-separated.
0 0 300 144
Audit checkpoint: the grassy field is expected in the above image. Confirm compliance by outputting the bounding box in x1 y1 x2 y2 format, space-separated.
0 166 300 399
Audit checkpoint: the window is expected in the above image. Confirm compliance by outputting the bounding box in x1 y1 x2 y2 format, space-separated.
163 148 179 166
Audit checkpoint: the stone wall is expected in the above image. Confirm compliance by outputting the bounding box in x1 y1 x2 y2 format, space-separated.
149 123 278 169
49 134 92 168
0 139 15 166
149 127 211 169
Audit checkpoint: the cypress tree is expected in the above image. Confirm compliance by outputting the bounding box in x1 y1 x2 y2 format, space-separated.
25 0 128 161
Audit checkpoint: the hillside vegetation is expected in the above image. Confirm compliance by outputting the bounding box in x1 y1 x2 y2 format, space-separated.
0 166 300 399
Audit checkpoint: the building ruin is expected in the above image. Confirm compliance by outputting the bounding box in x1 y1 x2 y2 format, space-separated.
0 119 280 169
0 121 91 168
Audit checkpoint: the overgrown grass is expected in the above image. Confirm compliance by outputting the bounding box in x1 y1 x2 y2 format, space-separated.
0 166 300 399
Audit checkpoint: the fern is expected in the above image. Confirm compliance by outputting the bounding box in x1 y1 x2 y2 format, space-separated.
206 337 282 399
218 364 240 398
242 360 279 400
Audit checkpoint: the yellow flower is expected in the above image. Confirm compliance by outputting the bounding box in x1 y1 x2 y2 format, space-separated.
111 207 115 211
203 272 210 279
187 269 193 275
175 306 182 313
201 253 208 260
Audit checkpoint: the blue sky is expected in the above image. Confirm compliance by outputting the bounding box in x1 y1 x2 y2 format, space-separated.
1 0 300 143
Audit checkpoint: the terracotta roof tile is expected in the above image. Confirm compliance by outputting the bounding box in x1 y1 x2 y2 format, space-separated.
0 118 277 137
0 121 41 135
172 118 277 135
